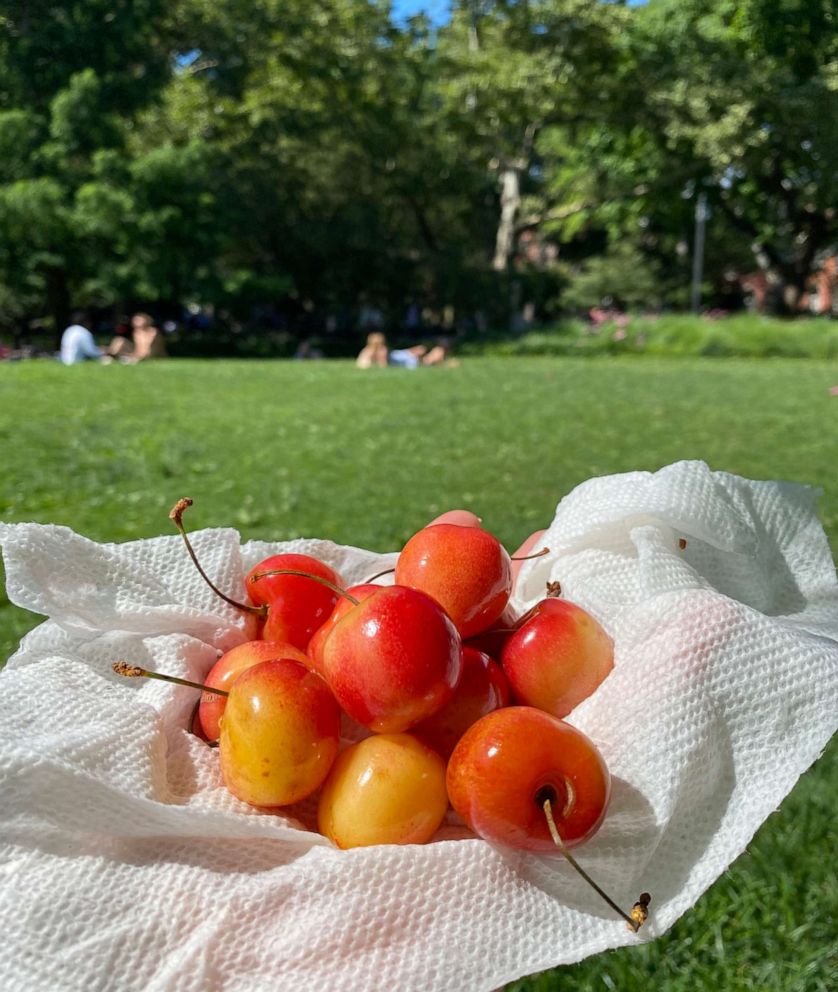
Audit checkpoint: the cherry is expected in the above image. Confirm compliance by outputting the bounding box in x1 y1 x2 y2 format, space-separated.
114 659 340 807
317 733 448 848
447 706 610 851
322 585 463 733
199 639 310 740
246 553 344 649
219 659 340 807
395 523 513 639
306 583 381 675
501 598 613 718
446 706 649 931
413 646 510 758
169 498 343 651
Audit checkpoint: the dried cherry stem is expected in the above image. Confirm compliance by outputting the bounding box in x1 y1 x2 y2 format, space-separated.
542 798 649 933
249 569 359 606
112 660 229 697
363 566 395 583
510 547 550 561
169 498 265 617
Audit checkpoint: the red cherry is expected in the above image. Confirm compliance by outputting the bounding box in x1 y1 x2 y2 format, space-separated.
501 599 613 718
413 647 510 758
322 585 463 733
395 523 512 639
465 603 521 660
246 553 344 651
168 501 344 652
306 583 380 675
446 706 610 852
199 639 310 740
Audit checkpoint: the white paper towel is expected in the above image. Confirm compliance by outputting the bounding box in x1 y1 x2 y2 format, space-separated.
1 460 836 992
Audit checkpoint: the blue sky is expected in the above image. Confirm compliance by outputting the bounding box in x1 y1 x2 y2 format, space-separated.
391 1 451 24
390 2 645 25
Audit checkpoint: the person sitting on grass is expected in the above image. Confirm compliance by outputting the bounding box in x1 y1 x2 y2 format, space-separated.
356 332 389 368
107 313 168 363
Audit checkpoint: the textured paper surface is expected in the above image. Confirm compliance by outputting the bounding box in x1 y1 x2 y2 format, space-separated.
1 461 837 992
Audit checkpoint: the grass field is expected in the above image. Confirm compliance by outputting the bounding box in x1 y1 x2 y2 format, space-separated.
1 356 837 990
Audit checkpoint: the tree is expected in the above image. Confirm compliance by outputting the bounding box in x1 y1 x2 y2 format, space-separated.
534 0 838 310
0 0 178 339
435 0 630 279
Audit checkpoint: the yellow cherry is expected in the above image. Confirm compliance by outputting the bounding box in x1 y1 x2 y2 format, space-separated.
318 734 448 848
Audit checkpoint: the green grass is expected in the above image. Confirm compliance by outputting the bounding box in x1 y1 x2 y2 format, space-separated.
1 356 837 990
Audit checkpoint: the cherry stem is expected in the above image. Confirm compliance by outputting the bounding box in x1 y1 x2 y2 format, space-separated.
511 547 550 561
542 798 647 933
363 566 395 583
249 569 359 606
169 498 265 617
112 660 229 697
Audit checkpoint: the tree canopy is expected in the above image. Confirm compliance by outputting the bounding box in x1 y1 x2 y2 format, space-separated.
0 0 834 342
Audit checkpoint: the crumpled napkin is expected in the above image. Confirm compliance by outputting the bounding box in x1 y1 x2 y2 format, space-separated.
1 460 836 992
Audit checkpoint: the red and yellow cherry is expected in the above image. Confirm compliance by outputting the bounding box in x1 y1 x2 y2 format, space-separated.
199 639 309 740
322 585 463 733
168 499 343 651
317 733 448 848
413 647 510 758
306 582 381 676
427 509 482 528
245 553 344 650
447 706 610 852
501 598 613 718
219 659 340 807
446 705 650 931
395 523 512 639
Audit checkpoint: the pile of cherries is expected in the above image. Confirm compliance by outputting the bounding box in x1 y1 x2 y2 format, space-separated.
116 502 649 931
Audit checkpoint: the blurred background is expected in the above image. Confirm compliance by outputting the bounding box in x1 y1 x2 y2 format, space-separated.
1 0 836 357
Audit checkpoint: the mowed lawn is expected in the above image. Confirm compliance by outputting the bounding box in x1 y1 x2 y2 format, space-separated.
1 356 837 991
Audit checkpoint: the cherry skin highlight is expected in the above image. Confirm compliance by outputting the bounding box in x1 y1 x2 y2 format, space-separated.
501 598 613 719
199 639 310 740
245 553 344 651
413 646 510 758
306 583 381 676
395 523 512 639
220 659 340 807
446 706 610 852
322 585 463 733
317 733 449 848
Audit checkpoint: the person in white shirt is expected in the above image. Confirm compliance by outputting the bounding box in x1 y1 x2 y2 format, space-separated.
60 314 104 365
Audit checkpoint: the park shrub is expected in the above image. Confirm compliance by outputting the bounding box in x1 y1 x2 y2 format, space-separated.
463 315 838 360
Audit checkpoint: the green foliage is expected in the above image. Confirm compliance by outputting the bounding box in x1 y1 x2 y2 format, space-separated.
560 244 666 312
467 314 838 359
0 0 836 332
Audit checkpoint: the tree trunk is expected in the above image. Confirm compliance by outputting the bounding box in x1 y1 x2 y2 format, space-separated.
493 167 520 273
